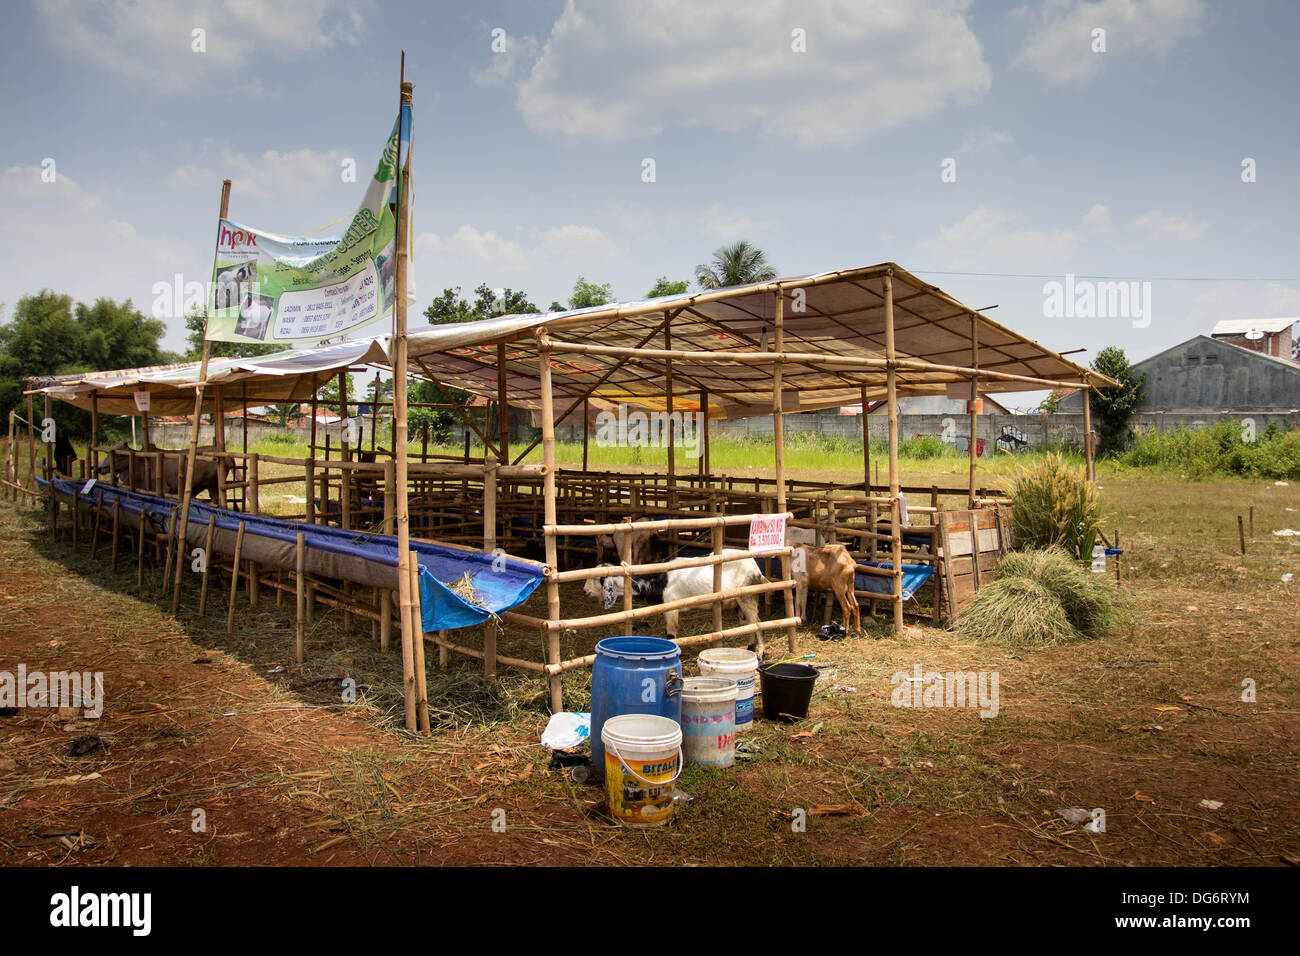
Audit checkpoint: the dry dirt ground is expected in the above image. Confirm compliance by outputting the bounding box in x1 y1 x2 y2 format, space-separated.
0 475 1296 867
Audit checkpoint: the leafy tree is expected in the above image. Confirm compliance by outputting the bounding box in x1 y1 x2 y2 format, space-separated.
1037 390 1066 414
423 287 477 325
694 240 777 290
184 306 281 360
547 301 566 313
647 276 690 298
1090 346 1146 455
568 277 614 309
471 284 538 318
424 284 539 325
0 291 168 434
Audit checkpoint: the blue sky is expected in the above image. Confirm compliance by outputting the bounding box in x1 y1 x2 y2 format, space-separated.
2 0 1298 408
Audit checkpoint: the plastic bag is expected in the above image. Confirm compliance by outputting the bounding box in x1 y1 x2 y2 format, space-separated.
541 711 591 750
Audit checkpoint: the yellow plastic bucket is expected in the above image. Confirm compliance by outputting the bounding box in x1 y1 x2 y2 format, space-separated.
601 714 683 828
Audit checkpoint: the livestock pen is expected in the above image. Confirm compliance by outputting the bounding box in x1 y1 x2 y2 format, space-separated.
12 262 1116 727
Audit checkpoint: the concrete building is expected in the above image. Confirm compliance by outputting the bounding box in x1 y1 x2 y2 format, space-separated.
1210 317 1298 361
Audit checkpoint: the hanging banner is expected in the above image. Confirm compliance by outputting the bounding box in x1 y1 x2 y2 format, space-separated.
206 118 402 347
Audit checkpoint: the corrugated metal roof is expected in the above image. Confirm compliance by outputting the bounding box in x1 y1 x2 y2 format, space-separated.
1210 317 1298 336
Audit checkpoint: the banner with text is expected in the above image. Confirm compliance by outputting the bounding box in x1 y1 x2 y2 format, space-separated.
206 118 401 346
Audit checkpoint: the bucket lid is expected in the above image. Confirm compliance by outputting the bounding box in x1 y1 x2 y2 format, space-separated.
596 636 682 662
601 714 683 749
681 676 738 701
698 648 758 669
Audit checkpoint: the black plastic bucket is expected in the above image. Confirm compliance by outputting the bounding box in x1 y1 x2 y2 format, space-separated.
759 663 819 722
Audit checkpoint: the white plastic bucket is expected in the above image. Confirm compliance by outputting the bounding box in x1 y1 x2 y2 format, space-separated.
698 648 759 733
680 677 737 768
601 714 683 828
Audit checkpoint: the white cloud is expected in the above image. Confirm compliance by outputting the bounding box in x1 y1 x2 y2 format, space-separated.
955 127 1015 159
699 203 767 239
170 146 354 204
1126 209 1208 242
413 223 623 305
36 0 371 93
1185 281 1300 328
1015 0 1206 87
917 207 1085 272
0 166 201 348
1082 203 1113 232
514 0 992 146
472 29 540 86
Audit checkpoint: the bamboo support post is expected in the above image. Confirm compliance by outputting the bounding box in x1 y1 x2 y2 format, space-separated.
227 521 245 633
772 290 796 654
110 499 121 570
537 329 564 711
295 532 306 663
409 550 430 733
884 271 904 635
198 514 216 615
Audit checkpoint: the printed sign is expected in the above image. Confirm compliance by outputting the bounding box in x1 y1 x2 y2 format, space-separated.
133 391 151 413
206 115 405 347
749 514 787 552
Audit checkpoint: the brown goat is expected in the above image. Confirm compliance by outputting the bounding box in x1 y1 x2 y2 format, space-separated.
792 543 861 634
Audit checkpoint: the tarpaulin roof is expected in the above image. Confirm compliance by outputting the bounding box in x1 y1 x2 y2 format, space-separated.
30 262 1115 422
399 262 1116 420
26 338 390 416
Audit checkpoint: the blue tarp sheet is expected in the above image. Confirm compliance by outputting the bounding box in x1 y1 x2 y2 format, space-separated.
42 478 543 631
855 562 935 601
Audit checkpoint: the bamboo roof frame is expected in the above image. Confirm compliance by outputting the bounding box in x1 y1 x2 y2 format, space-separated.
396 262 1118 435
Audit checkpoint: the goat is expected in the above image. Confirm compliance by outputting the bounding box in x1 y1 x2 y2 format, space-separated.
595 528 661 567
662 549 766 641
583 563 666 609
792 543 861 634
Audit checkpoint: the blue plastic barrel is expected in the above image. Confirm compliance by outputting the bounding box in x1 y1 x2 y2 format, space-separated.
590 636 683 778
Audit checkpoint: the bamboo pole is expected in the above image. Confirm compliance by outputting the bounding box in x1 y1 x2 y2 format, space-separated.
25 395 34 494
227 521 245 633
1082 384 1095 481
7 410 14 502
409 549 430 732
497 342 510 464
482 455 498 676
213 385 227 508
772 290 796 654
536 329 564 712
381 459 394 652
172 178 230 615
969 313 979 508
90 391 99 477
861 385 870 491
542 337 1091 391
701 388 710 477
198 515 216 615
665 319 678 558
883 271 904 635
295 532 306 663
391 77 418 732
136 507 146 587
110 499 120 570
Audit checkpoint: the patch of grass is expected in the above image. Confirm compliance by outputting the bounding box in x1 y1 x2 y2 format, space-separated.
996 547 1123 637
959 577 1080 647
1008 452 1101 560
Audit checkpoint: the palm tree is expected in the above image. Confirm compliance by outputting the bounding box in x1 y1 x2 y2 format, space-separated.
694 240 778 290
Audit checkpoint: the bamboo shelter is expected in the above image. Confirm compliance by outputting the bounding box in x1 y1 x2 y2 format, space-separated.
22 262 1117 722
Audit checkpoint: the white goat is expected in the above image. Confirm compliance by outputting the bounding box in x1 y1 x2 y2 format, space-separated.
662 549 766 640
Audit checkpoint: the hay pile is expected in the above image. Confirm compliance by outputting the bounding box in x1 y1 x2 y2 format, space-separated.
961 546 1123 647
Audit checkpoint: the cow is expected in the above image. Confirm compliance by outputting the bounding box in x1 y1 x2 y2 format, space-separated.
98 442 231 499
